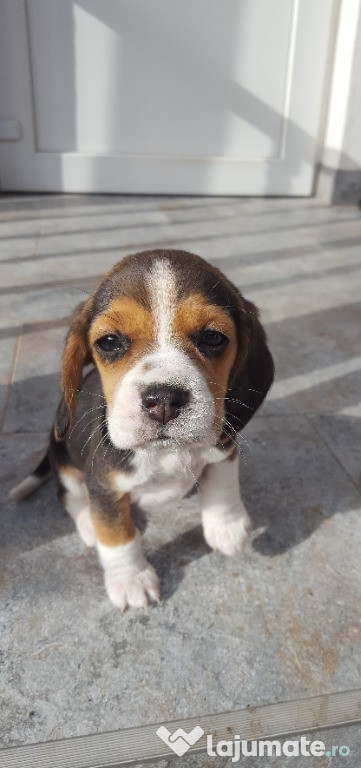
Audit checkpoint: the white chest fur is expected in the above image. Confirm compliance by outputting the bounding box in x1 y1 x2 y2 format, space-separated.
112 444 226 507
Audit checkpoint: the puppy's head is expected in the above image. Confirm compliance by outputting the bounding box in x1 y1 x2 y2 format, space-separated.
55 250 274 450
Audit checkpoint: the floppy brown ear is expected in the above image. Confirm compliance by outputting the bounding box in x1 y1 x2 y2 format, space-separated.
225 297 274 432
54 300 93 441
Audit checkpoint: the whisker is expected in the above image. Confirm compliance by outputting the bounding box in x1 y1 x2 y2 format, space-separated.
68 405 104 437
68 387 106 401
103 438 113 462
184 452 201 492
205 379 263 396
217 422 238 447
215 396 255 412
222 418 252 452
220 425 247 466
91 431 108 473
224 412 246 428
204 378 224 391
74 412 105 441
53 283 92 296
223 429 247 463
172 437 201 492
80 421 107 456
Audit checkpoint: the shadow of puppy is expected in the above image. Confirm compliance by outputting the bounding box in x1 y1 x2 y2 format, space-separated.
147 524 211 602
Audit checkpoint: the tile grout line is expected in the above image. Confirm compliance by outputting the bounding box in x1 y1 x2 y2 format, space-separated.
305 413 361 498
1 225 43 433
255 409 358 418
0 324 23 435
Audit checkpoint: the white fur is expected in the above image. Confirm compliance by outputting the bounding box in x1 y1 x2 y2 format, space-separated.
59 259 248 609
112 444 226 507
200 456 251 556
148 259 176 346
107 346 216 450
59 470 96 547
97 532 160 610
106 259 216 451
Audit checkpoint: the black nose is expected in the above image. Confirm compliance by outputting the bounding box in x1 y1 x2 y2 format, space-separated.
141 384 190 425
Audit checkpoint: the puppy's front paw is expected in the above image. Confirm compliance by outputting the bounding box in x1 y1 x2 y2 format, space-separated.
203 511 251 556
76 509 96 547
105 564 160 611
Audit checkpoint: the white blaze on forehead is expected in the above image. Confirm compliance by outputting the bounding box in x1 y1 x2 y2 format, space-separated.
147 259 177 346
106 256 217 451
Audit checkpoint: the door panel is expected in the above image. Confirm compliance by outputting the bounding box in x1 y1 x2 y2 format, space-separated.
0 0 337 194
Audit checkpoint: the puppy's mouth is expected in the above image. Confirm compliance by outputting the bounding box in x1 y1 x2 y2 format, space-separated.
153 425 181 444
124 429 177 450
156 429 170 441
135 429 194 449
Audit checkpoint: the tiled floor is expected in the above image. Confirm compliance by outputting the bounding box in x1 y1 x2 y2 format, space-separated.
1 195 361 763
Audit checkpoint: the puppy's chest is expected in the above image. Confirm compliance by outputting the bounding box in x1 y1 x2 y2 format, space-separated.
113 446 214 507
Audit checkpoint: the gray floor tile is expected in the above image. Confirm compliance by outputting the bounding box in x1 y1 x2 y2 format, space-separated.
2 326 64 433
1 415 360 746
1 194 360 753
310 412 361 492
267 301 361 414
0 335 18 425
0 234 40 260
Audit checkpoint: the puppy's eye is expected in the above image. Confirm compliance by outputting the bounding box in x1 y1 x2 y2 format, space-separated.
200 329 226 347
95 333 130 357
191 328 228 357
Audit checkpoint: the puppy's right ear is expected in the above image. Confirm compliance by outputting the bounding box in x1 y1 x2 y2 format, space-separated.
54 300 93 441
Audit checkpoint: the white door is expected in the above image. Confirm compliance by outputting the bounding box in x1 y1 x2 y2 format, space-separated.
0 0 336 195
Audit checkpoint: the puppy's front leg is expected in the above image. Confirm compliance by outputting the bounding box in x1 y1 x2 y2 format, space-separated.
91 492 160 610
200 453 251 556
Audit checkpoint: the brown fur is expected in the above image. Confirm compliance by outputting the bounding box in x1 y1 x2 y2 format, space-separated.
54 250 274 443
91 493 134 546
172 293 237 426
89 297 155 406
55 300 93 440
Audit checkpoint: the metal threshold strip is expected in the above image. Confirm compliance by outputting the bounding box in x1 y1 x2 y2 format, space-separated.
2 689 361 768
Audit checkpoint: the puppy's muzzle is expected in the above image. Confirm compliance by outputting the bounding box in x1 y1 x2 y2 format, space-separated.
141 384 190 425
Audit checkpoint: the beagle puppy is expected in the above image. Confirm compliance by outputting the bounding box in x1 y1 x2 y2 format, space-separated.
11 250 274 610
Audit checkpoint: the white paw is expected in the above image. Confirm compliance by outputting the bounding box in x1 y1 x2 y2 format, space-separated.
105 564 160 611
76 509 96 548
203 512 251 556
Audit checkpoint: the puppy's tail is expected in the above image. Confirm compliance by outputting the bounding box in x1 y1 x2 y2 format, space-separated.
9 451 51 501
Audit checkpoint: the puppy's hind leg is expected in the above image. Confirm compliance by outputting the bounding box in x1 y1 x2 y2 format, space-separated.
59 467 96 548
9 451 52 500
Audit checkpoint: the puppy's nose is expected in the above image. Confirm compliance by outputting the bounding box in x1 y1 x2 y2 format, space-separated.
141 384 189 424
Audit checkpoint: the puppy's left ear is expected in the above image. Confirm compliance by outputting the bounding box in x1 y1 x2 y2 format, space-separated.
54 300 93 441
226 297 274 432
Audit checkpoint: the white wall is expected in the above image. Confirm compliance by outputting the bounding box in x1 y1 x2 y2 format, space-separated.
318 0 361 202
